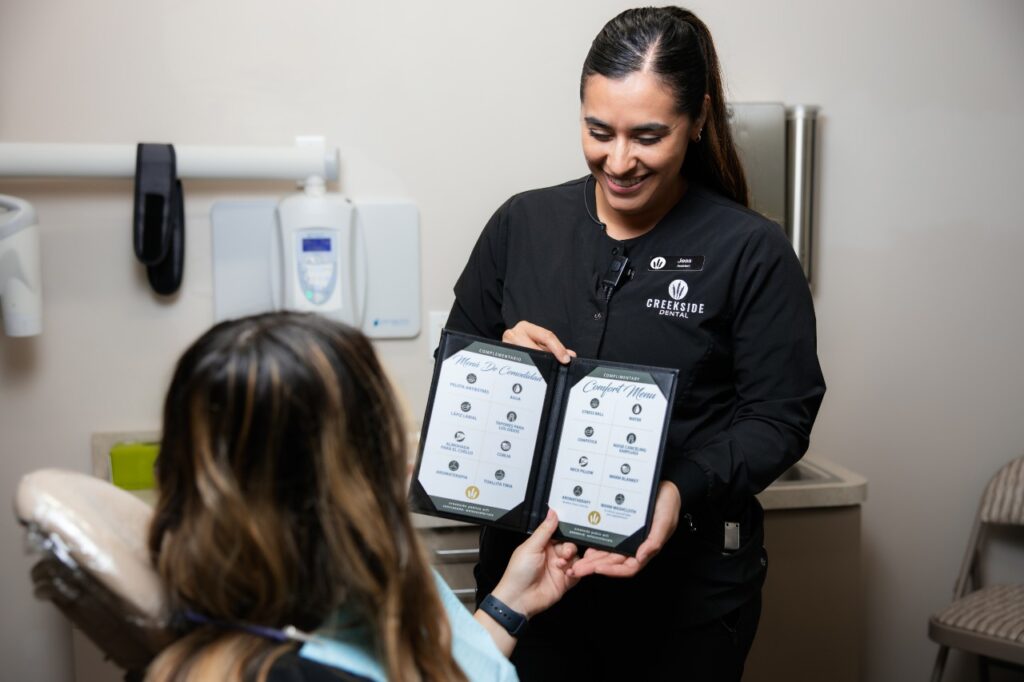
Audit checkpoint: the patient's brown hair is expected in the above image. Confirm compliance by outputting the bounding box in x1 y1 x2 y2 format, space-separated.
147 312 466 681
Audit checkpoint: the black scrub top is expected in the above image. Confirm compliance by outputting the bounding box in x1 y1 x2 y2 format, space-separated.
447 176 825 623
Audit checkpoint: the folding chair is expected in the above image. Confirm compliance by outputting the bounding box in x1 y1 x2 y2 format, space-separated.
929 456 1024 681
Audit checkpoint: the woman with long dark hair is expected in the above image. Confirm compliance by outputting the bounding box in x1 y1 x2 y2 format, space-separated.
146 312 579 681
447 7 825 680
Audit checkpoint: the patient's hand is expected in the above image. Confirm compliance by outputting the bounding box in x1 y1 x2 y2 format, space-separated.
490 509 579 618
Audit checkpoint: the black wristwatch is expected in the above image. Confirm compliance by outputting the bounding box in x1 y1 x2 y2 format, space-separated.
479 594 528 636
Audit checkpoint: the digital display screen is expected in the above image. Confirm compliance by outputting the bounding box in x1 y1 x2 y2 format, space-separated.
302 238 332 252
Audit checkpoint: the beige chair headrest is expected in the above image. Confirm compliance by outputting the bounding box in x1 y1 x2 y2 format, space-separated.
15 468 167 622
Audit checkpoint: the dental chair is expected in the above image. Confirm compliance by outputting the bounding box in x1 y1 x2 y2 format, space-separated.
14 469 173 680
15 469 370 682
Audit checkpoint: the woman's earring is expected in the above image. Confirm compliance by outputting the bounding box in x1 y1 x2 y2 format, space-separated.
696 130 703 143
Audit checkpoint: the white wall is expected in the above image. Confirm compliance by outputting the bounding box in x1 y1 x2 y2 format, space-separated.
2 1 1022 680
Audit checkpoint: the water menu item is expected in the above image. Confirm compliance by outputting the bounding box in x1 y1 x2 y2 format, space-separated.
409 330 678 556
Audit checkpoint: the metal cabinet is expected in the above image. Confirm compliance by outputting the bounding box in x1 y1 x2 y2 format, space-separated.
415 517 481 610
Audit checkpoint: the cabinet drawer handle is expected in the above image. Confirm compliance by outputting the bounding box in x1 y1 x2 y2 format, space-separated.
435 548 479 560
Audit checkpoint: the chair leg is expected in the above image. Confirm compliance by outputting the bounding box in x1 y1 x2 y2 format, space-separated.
977 655 990 682
931 645 949 682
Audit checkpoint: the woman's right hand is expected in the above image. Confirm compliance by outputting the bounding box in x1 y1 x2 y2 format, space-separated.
489 509 579 619
502 322 576 364
474 510 579 656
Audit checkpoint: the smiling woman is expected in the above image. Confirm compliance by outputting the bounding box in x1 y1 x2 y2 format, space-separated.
581 71 693 237
444 6 825 682
580 6 747 239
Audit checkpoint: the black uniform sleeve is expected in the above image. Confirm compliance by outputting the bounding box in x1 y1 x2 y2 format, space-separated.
445 199 512 339
663 225 826 509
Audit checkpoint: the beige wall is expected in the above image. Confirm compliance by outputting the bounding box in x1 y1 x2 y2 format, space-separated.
2 1 1023 680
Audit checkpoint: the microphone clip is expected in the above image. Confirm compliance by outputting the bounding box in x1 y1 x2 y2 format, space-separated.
601 254 633 300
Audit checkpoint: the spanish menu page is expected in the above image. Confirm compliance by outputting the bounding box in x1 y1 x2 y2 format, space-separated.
416 339 548 523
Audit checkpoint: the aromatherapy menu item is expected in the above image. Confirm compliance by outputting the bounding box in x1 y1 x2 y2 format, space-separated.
409 330 678 556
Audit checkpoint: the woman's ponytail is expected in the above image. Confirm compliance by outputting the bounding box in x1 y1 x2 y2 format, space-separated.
670 8 749 207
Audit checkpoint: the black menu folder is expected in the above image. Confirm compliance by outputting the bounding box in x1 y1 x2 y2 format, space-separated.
409 330 678 556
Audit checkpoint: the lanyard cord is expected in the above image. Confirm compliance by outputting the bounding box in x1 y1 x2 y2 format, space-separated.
583 175 605 229
587 175 633 299
182 608 319 644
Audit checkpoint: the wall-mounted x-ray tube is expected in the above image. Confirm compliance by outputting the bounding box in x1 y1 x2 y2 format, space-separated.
786 106 819 283
0 195 42 337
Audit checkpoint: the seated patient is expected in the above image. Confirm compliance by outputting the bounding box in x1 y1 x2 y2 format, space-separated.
146 312 578 681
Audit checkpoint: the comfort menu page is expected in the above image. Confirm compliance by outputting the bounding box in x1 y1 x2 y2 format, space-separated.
418 342 547 521
547 367 667 548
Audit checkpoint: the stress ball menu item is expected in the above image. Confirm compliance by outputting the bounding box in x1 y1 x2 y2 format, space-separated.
410 330 678 556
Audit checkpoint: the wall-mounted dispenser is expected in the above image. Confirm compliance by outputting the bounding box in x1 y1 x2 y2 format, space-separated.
728 103 820 284
211 186 420 339
274 176 359 323
786 106 819 283
0 195 42 337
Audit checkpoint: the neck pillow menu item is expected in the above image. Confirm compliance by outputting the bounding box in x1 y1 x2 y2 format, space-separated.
409 330 678 556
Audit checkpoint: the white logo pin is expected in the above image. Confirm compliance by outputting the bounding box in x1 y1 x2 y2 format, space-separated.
650 257 666 270
668 279 689 300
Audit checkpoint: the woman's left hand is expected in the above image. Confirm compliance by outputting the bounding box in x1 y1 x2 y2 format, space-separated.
567 481 681 578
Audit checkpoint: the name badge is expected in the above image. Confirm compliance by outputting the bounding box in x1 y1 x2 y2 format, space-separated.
647 256 705 272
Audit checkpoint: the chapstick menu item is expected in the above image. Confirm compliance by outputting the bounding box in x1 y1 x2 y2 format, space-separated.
409 330 677 555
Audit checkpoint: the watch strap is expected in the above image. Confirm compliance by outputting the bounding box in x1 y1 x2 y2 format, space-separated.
480 593 527 637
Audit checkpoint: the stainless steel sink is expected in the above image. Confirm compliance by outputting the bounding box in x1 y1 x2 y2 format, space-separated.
773 459 841 485
758 456 867 510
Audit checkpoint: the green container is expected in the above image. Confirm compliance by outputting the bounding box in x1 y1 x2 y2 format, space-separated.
109 441 159 491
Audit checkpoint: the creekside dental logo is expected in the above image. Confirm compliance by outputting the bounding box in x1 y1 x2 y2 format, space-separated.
646 278 706 319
